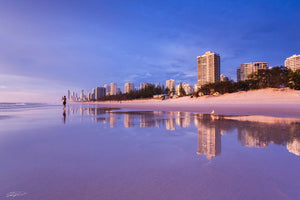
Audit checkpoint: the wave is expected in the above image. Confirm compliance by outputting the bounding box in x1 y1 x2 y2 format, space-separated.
0 102 50 109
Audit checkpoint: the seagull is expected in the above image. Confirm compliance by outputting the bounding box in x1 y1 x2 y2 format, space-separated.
211 109 215 115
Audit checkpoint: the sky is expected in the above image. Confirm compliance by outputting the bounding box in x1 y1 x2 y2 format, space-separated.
0 0 299 103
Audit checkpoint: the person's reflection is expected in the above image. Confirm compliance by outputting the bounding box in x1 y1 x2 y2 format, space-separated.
62 107 66 124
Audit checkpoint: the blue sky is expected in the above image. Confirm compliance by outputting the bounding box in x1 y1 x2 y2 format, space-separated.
0 0 299 102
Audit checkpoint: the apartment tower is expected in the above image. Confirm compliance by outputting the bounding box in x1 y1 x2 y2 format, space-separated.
285 54 300 72
197 51 220 87
237 62 268 81
95 87 106 100
166 79 175 92
124 83 135 94
110 83 117 95
103 84 111 96
140 83 151 90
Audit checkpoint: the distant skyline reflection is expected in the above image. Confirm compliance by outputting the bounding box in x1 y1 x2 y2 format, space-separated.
66 105 300 159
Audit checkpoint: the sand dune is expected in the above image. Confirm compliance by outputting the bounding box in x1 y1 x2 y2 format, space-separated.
90 88 300 118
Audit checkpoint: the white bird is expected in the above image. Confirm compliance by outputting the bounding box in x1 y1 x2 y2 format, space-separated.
211 109 215 115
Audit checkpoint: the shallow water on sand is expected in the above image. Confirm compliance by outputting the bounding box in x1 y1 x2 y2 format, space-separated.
0 104 300 200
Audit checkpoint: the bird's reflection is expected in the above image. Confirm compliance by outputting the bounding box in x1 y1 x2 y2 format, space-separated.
64 105 300 157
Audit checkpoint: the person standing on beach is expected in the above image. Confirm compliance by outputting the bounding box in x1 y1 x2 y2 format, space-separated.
62 96 67 123
62 96 67 107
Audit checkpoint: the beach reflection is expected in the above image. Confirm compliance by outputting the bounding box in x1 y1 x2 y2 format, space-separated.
66 105 300 158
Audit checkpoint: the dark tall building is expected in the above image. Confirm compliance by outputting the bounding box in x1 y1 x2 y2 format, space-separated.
68 90 71 100
237 68 241 82
95 87 106 100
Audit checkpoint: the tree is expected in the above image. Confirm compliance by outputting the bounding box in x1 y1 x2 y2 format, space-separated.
291 69 300 90
165 87 170 94
199 84 210 95
179 83 186 96
234 81 250 91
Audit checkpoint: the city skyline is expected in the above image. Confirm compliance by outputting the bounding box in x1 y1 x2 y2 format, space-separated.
0 0 300 103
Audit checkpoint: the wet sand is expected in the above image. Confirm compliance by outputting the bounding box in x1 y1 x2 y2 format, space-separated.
89 103 300 118
1 105 300 200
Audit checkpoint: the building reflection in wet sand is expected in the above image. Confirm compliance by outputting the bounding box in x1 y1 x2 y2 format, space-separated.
66 105 300 157
287 139 300 156
124 113 134 128
195 114 221 159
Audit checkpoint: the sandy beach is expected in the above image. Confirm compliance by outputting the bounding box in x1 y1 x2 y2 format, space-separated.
89 88 300 118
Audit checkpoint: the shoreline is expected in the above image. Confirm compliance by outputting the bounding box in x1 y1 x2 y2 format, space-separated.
81 88 300 118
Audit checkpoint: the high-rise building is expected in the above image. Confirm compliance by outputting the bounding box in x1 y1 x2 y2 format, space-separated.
92 88 96 100
72 91 75 101
110 83 117 95
124 83 135 94
68 90 71 100
176 83 194 95
103 84 110 96
185 83 194 95
80 90 84 101
237 68 241 82
197 51 220 87
87 92 91 101
220 74 229 82
116 88 121 95
95 87 106 100
166 79 175 92
194 84 199 93
285 54 300 72
237 62 268 81
140 83 152 90
175 84 181 95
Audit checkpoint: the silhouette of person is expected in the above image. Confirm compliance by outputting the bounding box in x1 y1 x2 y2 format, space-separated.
62 96 67 107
